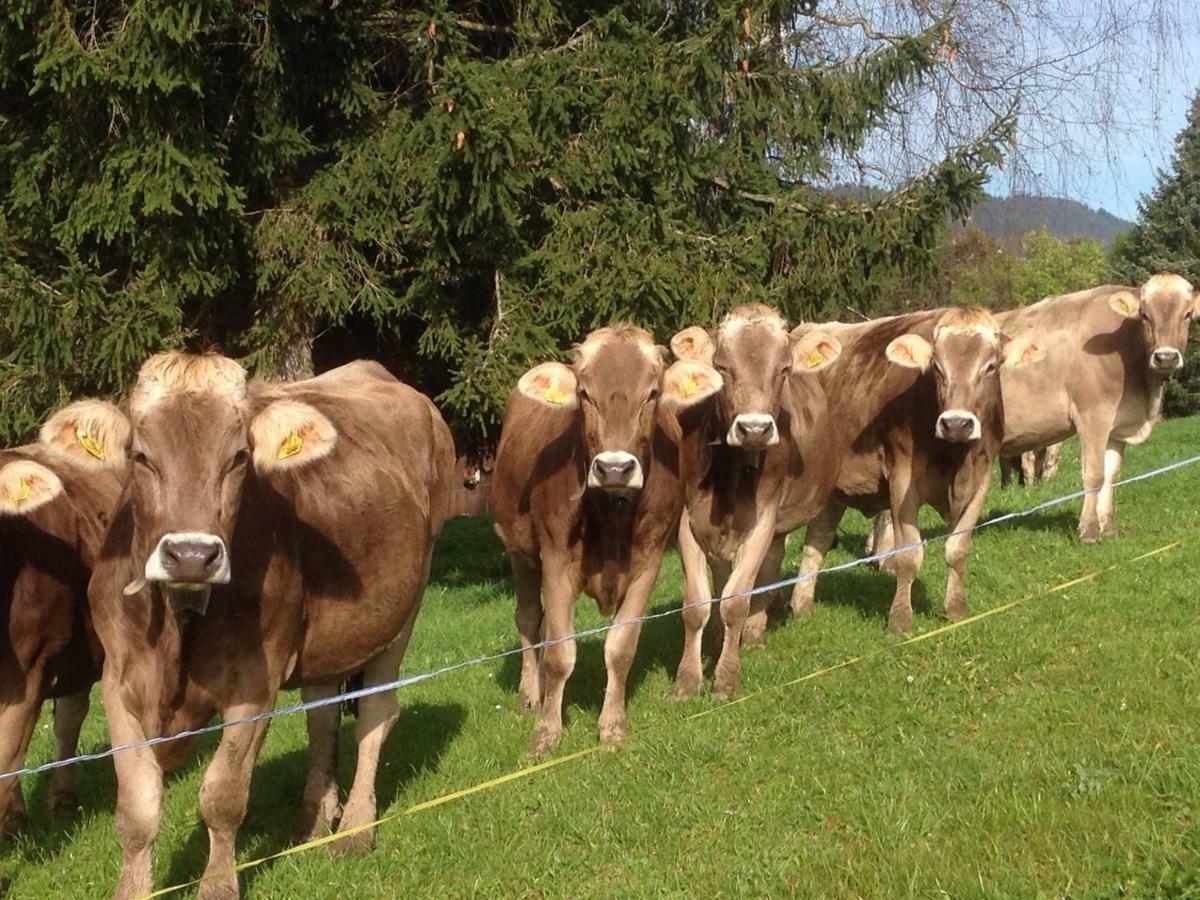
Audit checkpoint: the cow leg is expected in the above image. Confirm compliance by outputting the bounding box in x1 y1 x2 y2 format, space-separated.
791 501 844 618
104 679 163 900
742 533 786 649
512 559 544 714
1076 419 1112 543
333 621 416 856
885 485 923 635
528 563 577 757
195 704 273 900
0 685 41 837
1097 439 1125 538
597 560 662 745
673 512 713 700
293 685 341 841
943 479 992 622
47 691 90 817
1020 450 1037 486
1042 442 1062 481
871 510 897 571
999 456 1015 489
713 517 778 699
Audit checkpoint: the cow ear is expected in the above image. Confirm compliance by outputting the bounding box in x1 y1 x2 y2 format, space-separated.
661 361 722 407
1003 336 1044 368
516 363 578 409
38 400 129 469
0 460 64 516
791 330 842 373
250 400 338 473
885 334 933 371
1109 290 1141 318
670 327 714 364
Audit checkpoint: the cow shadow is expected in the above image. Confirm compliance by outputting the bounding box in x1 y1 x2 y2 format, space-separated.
493 597 686 719
5 727 218 867
978 507 1080 537
161 701 464 895
428 515 510 591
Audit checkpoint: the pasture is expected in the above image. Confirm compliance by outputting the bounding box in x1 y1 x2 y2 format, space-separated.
4 418 1200 899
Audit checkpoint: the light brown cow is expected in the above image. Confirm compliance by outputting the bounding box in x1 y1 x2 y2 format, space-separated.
997 274 1199 542
58 354 453 899
998 442 1062 488
492 324 721 756
0 404 124 835
668 305 844 698
791 308 1041 632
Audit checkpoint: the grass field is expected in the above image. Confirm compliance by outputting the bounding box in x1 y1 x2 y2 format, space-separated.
4 418 1200 899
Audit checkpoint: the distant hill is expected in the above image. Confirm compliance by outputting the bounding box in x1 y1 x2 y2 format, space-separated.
961 195 1133 246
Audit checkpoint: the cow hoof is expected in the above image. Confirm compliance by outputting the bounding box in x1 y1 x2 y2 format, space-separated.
329 824 375 857
1100 523 1118 538
886 613 912 635
790 599 814 619
527 725 562 758
515 692 539 715
671 672 702 701
598 719 627 747
1079 522 1101 544
711 667 740 701
1 808 25 838
293 800 340 842
47 790 82 819
741 627 766 649
196 872 240 900
943 604 966 623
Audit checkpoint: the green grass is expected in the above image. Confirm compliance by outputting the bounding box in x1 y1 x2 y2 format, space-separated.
5 419 1200 898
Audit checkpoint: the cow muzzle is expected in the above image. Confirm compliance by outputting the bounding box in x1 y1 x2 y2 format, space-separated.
1150 347 1183 373
727 413 778 449
588 451 644 492
935 410 981 443
145 532 231 586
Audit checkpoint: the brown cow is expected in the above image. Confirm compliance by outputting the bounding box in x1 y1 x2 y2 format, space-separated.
790 308 1041 632
0 404 124 835
998 442 1062 488
58 354 453 899
997 274 1199 541
668 305 844 698
492 324 721 756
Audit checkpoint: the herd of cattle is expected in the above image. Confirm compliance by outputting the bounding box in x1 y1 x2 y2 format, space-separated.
0 274 1194 897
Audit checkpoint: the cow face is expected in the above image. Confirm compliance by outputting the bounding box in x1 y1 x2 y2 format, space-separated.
887 309 1042 444
43 354 336 598
673 306 841 451
519 324 719 495
1109 274 1200 375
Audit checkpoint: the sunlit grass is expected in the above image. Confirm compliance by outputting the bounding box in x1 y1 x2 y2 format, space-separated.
3 419 1199 898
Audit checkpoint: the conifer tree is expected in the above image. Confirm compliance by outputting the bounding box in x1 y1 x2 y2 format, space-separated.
0 3 1012 447
1112 91 1200 415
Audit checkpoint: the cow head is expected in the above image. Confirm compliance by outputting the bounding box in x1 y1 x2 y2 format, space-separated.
41 353 336 601
0 399 133 518
517 323 719 496
1108 274 1199 375
672 305 841 451
886 308 1042 443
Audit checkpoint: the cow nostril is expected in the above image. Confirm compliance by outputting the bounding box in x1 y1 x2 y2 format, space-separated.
203 545 221 571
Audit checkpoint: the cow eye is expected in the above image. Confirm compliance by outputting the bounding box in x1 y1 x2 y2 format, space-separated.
983 361 998 376
129 449 151 467
931 362 945 379
779 362 792 376
647 387 660 403
232 448 250 468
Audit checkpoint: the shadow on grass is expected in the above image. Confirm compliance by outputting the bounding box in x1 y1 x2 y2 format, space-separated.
428 515 510 594
5 728 219 869
161 700 465 895
979 507 1080 537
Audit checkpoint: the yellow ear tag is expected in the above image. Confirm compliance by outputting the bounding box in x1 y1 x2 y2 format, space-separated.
680 375 698 398
278 431 304 460
17 477 32 503
76 428 106 460
803 349 826 369
544 386 567 404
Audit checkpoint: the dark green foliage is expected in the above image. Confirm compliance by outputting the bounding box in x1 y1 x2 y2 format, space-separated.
1 2 1010 447
1112 91 1200 416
